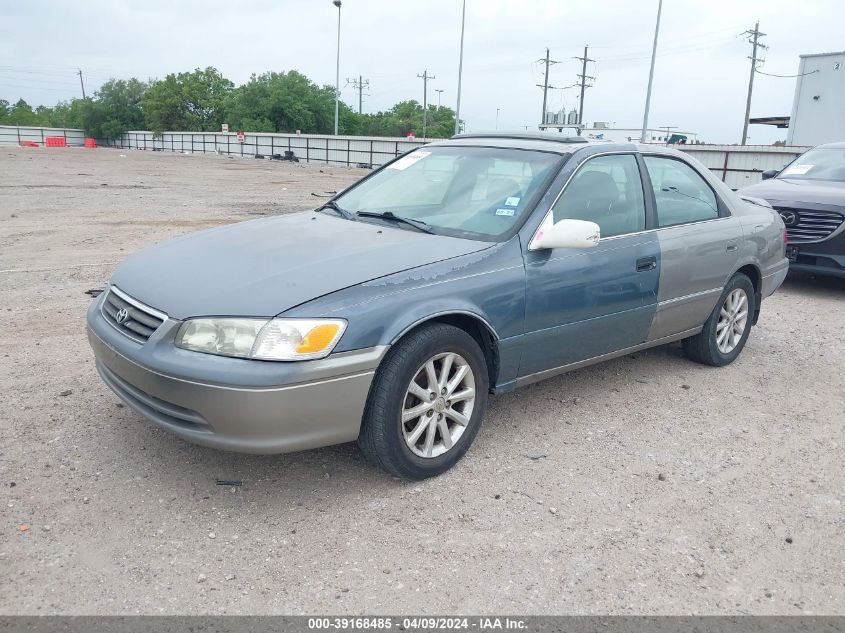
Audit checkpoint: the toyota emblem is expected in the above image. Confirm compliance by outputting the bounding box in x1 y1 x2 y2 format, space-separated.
779 210 798 227
115 308 129 324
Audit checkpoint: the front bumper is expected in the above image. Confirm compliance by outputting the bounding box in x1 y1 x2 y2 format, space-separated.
787 243 845 279
87 294 387 454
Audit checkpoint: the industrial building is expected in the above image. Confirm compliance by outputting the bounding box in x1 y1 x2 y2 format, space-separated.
752 50 845 146
538 118 700 144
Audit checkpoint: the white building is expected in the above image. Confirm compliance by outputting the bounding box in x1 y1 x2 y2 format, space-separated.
538 120 700 144
786 51 845 146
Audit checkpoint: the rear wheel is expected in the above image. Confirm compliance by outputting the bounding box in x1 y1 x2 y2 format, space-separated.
683 273 755 367
358 323 488 479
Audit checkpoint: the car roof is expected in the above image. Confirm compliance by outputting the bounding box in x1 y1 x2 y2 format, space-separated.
430 132 688 159
815 141 845 149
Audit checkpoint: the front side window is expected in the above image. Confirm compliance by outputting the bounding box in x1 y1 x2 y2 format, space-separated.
334 146 563 241
552 154 646 238
643 156 719 226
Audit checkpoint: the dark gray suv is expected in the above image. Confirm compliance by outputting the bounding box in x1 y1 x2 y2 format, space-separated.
740 142 845 279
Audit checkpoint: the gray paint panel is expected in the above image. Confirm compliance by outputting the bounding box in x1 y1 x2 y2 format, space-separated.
649 218 740 339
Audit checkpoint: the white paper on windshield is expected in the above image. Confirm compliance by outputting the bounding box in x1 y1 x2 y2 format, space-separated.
782 164 813 176
387 150 431 170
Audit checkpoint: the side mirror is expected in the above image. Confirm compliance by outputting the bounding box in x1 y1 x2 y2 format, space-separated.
530 218 601 251
761 169 779 180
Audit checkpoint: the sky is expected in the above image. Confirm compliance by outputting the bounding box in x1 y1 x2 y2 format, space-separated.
1 0 842 144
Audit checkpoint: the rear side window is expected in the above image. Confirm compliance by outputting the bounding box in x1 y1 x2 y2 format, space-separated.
643 156 719 226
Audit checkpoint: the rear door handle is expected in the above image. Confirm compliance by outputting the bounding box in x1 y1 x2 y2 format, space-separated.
726 243 738 252
636 256 657 272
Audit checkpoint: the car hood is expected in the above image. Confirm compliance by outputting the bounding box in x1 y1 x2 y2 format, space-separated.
739 178 845 207
111 211 492 320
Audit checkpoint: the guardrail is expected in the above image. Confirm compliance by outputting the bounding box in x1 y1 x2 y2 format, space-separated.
1 125 811 187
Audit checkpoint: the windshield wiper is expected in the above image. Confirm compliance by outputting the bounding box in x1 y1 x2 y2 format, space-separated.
356 211 435 234
318 199 356 221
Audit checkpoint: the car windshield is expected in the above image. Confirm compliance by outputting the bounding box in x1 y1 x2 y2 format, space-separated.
333 146 564 241
778 147 845 182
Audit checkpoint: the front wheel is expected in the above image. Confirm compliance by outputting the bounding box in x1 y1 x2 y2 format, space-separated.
683 273 755 367
358 323 489 480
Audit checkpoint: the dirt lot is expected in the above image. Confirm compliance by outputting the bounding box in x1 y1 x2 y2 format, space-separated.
1 147 843 615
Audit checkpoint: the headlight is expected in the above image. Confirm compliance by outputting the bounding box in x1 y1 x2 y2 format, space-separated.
175 318 347 361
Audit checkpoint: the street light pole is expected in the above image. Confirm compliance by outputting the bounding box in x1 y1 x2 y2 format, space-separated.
640 0 663 143
333 0 342 136
454 0 466 135
435 89 444 107
496 108 500 130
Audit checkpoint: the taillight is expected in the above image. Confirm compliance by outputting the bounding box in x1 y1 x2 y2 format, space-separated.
783 229 788 244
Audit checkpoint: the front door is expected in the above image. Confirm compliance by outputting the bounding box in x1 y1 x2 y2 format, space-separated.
519 153 660 379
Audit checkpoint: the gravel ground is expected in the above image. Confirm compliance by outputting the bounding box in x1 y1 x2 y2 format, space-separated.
1 147 843 615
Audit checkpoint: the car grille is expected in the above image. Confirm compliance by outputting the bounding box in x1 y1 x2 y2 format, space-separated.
101 287 166 342
774 207 844 243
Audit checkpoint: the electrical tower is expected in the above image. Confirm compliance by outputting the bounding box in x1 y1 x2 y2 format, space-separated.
741 22 767 145
573 46 595 127
417 70 436 138
347 76 370 114
536 48 561 126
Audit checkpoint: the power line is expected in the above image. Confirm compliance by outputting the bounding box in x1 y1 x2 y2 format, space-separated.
417 70 435 139
756 69 818 78
573 45 595 127
536 48 561 126
741 21 767 145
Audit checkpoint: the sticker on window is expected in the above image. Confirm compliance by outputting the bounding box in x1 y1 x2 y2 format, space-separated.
495 208 515 217
504 196 521 207
782 164 813 176
387 150 431 170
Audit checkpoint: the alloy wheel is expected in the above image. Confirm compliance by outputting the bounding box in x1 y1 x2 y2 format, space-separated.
401 352 476 458
716 288 749 354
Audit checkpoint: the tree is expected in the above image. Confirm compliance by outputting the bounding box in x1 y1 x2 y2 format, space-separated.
358 101 457 138
2 99 41 126
143 67 233 133
223 70 358 135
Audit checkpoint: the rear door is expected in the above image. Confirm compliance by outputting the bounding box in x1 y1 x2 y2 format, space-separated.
641 155 742 340
519 153 660 379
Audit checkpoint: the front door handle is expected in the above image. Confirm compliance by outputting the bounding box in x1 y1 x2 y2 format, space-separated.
636 256 657 272
726 243 738 252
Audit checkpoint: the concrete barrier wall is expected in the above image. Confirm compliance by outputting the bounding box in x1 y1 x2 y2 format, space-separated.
0 125 812 188
116 130 429 168
0 125 89 147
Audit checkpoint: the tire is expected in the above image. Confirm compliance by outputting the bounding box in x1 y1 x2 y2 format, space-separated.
683 273 756 367
358 323 489 480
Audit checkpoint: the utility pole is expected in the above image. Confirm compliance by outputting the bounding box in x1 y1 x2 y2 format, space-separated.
536 48 561 127
333 0 342 135
741 21 767 145
435 89 444 107
455 0 466 135
77 69 86 99
641 0 663 143
573 45 595 127
417 70 435 139
347 75 370 114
